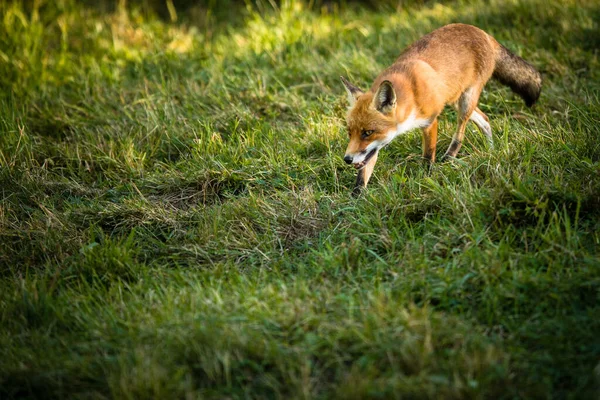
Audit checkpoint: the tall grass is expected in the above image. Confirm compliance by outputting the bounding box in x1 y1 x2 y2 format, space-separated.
1 0 599 398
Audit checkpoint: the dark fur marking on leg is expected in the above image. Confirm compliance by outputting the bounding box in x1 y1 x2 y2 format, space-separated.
447 139 462 155
352 169 366 197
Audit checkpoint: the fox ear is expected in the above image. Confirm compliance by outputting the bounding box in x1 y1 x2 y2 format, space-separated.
340 76 364 107
373 80 396 114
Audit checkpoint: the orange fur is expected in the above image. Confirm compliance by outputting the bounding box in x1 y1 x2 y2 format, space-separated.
341 23 541 194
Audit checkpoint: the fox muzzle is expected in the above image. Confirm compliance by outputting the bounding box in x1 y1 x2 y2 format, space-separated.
344 147 378 170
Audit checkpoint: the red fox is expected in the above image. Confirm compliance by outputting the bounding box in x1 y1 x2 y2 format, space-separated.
341 23 542 195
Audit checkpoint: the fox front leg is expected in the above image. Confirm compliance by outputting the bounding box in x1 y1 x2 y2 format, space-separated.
352 151 379 196
422 118 439 163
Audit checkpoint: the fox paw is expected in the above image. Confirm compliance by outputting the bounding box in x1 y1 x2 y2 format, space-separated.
440 154 456 163
351 185 364 197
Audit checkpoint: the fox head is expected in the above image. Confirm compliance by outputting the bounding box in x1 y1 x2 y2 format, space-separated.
340 76 427 169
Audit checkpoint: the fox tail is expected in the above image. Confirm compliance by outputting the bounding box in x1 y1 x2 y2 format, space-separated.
493 44 542 107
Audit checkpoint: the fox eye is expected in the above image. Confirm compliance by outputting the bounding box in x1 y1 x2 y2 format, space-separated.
361 129 375 138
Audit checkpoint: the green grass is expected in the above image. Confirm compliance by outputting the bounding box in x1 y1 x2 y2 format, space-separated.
1 0 600 398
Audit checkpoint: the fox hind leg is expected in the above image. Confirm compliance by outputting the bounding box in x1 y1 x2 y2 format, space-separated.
443 86 482 159
470 107 493 148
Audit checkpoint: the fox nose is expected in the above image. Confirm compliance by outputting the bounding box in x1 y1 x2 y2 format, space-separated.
343 155 353 164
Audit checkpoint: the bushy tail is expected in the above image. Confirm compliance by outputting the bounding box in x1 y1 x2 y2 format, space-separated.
493 44 542 107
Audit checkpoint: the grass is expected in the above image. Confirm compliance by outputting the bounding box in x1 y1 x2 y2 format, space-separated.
1 0 599 398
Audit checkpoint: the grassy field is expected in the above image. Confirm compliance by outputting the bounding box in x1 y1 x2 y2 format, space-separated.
1 0 599 398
